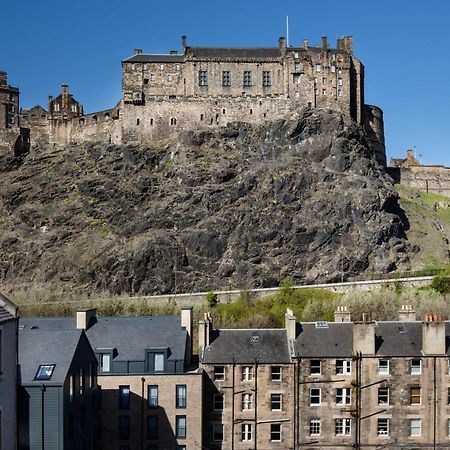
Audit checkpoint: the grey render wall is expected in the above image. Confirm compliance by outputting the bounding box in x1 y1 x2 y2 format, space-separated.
0 319 17 450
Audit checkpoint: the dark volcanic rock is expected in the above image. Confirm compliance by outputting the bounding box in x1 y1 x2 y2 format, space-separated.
0 108 410 294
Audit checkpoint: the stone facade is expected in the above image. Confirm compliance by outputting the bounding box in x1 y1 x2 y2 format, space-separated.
389 149 450 196
17 35 386 166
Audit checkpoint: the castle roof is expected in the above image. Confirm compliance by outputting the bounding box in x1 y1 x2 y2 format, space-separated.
123 53 184 63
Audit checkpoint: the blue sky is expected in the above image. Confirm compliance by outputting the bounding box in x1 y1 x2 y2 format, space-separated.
2 0 449 165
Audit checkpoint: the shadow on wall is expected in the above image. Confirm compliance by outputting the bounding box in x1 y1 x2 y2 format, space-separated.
100 388 177 449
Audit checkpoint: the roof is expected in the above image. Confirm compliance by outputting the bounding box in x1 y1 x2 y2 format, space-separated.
123 54 184 63
187 47 282 60
0 292 18 323
202 329 290 364
295 322 353 357
19 315 187 362
19 330 83 385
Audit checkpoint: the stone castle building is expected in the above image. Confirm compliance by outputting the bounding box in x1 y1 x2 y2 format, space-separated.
12 35 386 166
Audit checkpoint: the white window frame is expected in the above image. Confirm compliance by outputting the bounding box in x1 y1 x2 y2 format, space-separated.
336 360 351 375
309 419 321 436
213 393 224 411
271 393 282 411
310 388 321 406
410 359 421 375
242 366 253 381
377 418 390 436
270 423 282 442
335 418 351 436
241 423 252 441
410 418 421 436
378 359 389 375
336 388 351 405
378 387 389 405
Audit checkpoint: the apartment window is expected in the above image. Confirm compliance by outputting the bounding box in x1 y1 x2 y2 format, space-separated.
34 364 55 381
242 393 252 410
214 366 225 380
213 424 224 441
222 71 231 86
378 387 389 405
262 71 271 87
293 74 300 84
310 360 321 375
199 70 208 86
310 388 321 406
377 418 390 436
176 415 186 439
336 388 351 405
213 393 224 410
241 423 252 441
410 359 421 375
270 423 282 442
410 418 421 436
271 366 282 381
119 416 130 440
99 353 111 372
243 71 252 87
119 385 130 409
153 353 164 371
271 393 282 411
148 385 158 408
410 387 421 405
147 416 158 439
310 419 321 436
176 385 187 408
378 359 389 374
242 366 253 381
336 360 351 374
335 418 351 436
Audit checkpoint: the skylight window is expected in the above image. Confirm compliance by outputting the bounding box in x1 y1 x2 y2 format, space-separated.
34 364 55 381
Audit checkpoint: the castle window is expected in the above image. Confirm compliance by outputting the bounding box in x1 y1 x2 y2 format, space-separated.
293 74 300 84
170 118 177 125
198 70 208 86
262 71 271 87
136 118 140 125
243 71 252 87
222 71 231 87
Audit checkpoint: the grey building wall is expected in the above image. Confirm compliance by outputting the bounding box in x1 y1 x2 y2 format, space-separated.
0 319 18 450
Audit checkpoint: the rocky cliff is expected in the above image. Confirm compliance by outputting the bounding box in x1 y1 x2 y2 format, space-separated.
0 108 410 295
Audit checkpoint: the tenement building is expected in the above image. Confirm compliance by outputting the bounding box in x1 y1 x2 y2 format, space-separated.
200 307 450 449
16 35 386 166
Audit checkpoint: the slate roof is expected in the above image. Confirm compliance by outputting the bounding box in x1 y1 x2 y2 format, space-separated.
187 47 282 60
19 315 186 362
19 330 82 385
123 54 184 63
0 292 18 323
202 329 290 364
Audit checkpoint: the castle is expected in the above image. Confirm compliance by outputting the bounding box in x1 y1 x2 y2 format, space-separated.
1 35 386 166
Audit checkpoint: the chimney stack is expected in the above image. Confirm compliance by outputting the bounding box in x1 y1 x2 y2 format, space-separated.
399 304 416 322
181 307 193 366
76 308 97 331
353 314 375 355
285 308 297 341
199 312 213 354
335 305 351 323
422 314 446 355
